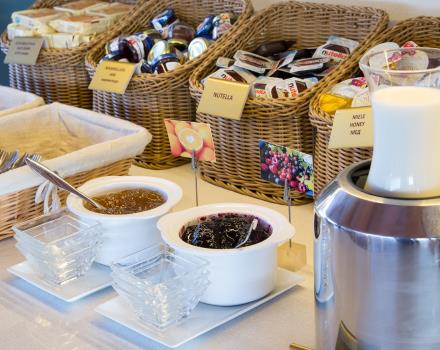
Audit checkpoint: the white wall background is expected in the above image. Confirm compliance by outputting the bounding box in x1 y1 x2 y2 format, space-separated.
252 0 440 22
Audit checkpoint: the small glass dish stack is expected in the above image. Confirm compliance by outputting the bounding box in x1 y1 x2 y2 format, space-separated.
12 208 103 285
111 244 210 330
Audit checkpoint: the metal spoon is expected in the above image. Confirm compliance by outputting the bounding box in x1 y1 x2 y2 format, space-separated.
236 218 259 248
25 158 106 211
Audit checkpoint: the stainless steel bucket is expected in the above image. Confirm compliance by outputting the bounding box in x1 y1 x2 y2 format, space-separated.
314 160 440 350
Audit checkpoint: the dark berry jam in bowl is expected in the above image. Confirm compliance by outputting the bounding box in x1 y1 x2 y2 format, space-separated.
179 213 273 249
158 203 294 306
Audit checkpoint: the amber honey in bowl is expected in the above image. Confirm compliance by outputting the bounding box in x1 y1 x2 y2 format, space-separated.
84 188 166 215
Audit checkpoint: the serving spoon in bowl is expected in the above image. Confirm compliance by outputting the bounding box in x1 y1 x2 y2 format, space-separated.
235 218 259 248
25 158 106 211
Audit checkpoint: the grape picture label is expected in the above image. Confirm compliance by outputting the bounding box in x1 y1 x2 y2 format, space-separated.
259 140 314 197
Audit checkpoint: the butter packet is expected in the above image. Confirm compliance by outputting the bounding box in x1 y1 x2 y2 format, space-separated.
313 35 359 63
49 15 108 34
54 0 108 15
12 9 67 30
7 23 36 40
42 33 93 48
87 2 133 23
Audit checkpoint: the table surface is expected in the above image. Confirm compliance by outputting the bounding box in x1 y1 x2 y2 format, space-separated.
0 164 316 350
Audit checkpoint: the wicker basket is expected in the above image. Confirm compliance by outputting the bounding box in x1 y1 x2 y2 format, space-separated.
189 1 388 205
85 0 253 170
0 159 131 240
0 0 141 109
309 16 440 195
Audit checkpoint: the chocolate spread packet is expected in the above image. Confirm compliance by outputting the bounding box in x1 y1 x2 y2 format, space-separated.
313 36 359 62
233 50 274 74
216 56 235 68
202 66 256 85
285 77 317 97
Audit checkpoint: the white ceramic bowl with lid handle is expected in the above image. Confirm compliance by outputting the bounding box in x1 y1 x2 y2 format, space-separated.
157 203 294 306
66 176 182 266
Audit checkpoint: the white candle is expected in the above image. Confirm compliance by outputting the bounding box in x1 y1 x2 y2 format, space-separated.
366 86 440 198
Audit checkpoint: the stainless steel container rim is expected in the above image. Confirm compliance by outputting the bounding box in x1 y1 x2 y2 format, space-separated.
315 160 440 238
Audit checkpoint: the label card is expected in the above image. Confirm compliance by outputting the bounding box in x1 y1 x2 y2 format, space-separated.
4 37 44 65
328 107 373 149
259 140 314 197
164 119 216 162
88 61 136 94
197 78 251 120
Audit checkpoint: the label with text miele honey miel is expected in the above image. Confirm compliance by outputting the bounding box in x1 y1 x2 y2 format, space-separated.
328 107 373 149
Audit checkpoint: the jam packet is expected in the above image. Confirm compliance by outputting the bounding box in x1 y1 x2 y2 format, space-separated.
313 35 359 62
330 77 367 99
233 50 274 74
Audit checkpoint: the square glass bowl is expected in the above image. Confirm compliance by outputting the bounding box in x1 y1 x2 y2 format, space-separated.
110 244 210 329
12 208 103 285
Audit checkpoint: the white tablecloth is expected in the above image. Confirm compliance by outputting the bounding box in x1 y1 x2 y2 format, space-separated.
0 165 316 350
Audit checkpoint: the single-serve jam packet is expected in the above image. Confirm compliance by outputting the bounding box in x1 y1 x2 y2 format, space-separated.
313 35 359 62
233 50 274 74
366 41 423 70
331 77 367 99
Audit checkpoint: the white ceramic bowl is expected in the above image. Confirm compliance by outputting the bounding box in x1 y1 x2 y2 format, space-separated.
157 203 294 306
66 176 182 265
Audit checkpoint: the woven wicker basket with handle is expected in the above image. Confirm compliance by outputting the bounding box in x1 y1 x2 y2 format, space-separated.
189 1 388 205
309 16 440 196
0 0 142 109
0 159 131 241
85 0 253 170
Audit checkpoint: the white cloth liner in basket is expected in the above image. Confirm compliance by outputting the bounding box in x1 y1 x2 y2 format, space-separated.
0 102 151 201
0 86 44 117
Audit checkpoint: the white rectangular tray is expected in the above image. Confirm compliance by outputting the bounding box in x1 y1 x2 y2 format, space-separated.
8 261 112 303
95 267 304 348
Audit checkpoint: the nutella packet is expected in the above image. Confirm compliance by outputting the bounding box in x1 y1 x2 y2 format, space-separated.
233 50 274 74
289 57 330 74
216 56 235 68
250 76 283 98
202 66 256 85
266 51 297 77
285 77 317 97
313 36 359 62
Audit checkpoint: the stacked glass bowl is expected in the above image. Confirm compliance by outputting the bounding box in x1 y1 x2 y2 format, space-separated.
13 208 103 285
111 244 210 329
